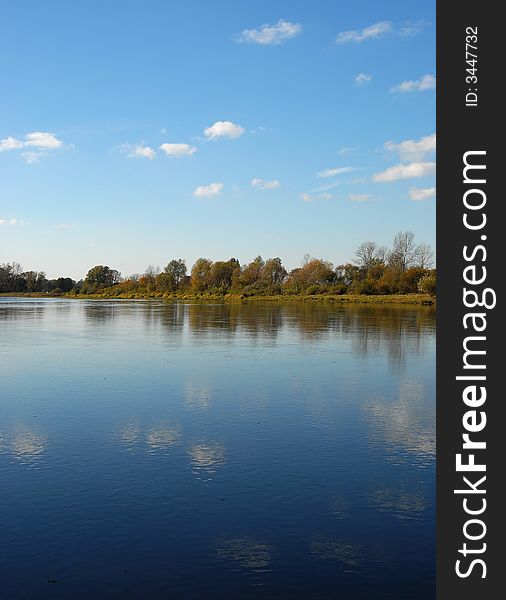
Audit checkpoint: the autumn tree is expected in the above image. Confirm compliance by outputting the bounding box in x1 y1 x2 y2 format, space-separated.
285 258 335 292
191 258 213 292
240 256 265 288
260 258 287 286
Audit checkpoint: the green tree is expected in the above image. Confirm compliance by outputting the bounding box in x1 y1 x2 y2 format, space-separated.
208 258 240 291
191 258 213 292
163 259 187 290
84 265 121 290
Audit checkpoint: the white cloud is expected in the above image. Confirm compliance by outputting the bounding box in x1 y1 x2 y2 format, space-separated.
193 182 224 197
336 21 393 44
251 178 280 190
0 136 24 152
354 73 372 86
317 166 356 178
385 133 436 161
391 74 436 93
133 146 156 159
1 131 65 162
24 131 63 149
203 121 245 140
159 143 197 157
373 161 436 182
22 151 46 164
409 186 436 201
236 19 302 45
301 192 333 203
348 193 371 202
56 223 77 229
0 217 22 225
121 143 156 160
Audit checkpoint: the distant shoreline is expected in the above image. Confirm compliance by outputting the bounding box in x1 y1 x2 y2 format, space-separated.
1 292 435 305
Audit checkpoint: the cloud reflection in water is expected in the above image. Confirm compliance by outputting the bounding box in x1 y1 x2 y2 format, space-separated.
216 537 273 571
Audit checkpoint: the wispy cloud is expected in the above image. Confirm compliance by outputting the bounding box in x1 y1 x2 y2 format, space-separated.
391 74 436 93
385 133 436 161
22 151 46 164
399 20 427 38
236 19 302 45
338 146 358 156
354 73 372 86
301 192 333 203
373 161 436 182
336 21 393 44
0 217 23 225
251 178 280 190
336 20 426 44
159 143 197 157
348 193 371 202
203 121 245 140
409 186 436 201
317 166 356 178
56 223 77 229
193 182 224 198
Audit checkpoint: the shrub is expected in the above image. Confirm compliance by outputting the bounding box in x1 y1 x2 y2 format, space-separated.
418 273 436 297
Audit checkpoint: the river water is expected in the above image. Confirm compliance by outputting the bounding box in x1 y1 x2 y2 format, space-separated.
0 298 435 599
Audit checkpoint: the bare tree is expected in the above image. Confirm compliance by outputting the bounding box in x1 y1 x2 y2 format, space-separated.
388 231 418 272
375 246 389 264
143 265 160 290
355 241 377 270
414 243 434 269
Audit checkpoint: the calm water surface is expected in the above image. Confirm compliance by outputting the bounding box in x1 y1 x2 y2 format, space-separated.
0 298 435 599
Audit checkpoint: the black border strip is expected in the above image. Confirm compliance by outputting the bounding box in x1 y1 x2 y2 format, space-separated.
437 1 502 597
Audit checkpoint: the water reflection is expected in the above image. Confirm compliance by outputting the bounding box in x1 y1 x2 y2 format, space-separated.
364 378 435 467
310 535 362 570
216 537 273 570
84 301 121 322
1 298 435 367
184 383 212 410
330 496 350 520
373 488 427 520
118 419 141 448
117 420 181 453
0 300 46 322
0 298 435 599
0 425 48 465
146 424 181 452
188 442 225 476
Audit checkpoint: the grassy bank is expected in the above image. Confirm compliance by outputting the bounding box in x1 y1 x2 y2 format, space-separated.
2 292 435 305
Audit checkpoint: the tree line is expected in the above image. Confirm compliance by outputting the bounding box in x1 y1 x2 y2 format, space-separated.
1 231 436 298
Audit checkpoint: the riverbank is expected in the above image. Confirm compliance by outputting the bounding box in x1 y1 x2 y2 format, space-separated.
1 292 435 305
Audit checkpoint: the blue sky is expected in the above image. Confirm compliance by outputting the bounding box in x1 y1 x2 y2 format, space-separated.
0 0 435 280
